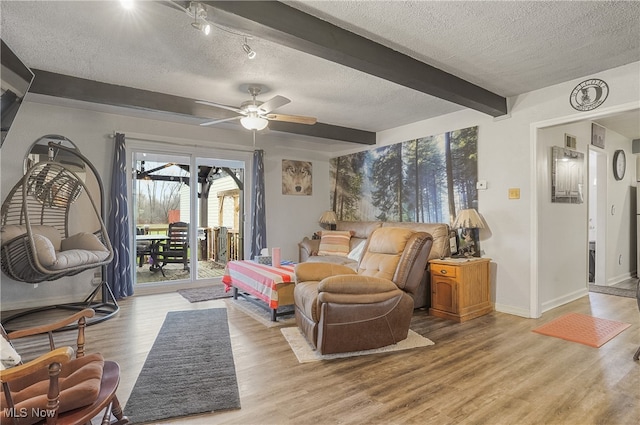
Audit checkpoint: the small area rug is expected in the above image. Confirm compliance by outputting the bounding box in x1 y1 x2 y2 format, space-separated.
125 309 240 423
281 327 434 363
178 284 233 302
588 284 635 299
532 312 631 348
224 297 295 328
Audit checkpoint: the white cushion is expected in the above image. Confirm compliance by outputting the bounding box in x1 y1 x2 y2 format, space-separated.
0 335 21 370
61 232 107 252
33 234 57 267
347 240 366 262
1 225 27 243
31 225 62 251
50 249 110 270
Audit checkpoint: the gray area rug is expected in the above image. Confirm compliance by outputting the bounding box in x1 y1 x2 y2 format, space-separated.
178 284 233 302
589 284 635 299
124 309 240 423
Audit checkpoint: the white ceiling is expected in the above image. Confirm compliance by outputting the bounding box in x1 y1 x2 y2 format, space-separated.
1 0 639 141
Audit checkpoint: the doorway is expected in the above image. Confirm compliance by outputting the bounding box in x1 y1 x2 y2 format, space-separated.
588 148 607 286
131 150 245 286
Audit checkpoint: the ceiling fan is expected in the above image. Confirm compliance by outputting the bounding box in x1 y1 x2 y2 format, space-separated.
196 85 317 131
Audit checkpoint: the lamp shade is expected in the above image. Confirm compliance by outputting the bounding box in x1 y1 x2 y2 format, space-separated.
318 210 337 225
452 208 485 230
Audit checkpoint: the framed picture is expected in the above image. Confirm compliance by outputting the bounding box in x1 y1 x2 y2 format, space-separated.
282 159 312 195
564 133 577 149
591 123 605 149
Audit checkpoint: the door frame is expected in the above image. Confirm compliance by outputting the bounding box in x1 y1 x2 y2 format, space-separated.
125 135 253 294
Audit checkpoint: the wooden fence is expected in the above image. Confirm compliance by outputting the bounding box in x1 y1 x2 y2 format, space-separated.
137 225 241 263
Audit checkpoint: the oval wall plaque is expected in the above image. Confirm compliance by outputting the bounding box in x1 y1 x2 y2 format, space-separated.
569 78 609 111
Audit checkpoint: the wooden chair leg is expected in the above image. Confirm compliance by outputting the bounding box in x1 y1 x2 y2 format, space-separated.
110 395 129 424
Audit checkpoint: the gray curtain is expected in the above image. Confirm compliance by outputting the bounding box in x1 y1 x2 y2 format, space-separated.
250 149 266 259
106 133 133 298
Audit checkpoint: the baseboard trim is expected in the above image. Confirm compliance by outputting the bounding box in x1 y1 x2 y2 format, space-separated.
494 303 532 318
541 287 589 313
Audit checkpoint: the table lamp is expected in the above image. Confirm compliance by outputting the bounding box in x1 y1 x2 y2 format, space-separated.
319 210 337 230
451 208 486 257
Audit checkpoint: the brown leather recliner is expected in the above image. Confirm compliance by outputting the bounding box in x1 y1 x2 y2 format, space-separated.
294 227 433 355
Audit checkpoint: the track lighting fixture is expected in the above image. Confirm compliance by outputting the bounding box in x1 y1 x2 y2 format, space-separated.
181 2 258 57
191 21 211 35
188 2 210 36
242 38 257 59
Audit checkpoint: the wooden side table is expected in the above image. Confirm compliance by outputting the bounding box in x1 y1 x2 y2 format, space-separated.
428 257 492 322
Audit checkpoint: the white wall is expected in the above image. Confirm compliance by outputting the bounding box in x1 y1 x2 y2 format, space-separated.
604 128 635 284
537 122 590 311
0 102 330 309
375 61 639 317
1 61 638 316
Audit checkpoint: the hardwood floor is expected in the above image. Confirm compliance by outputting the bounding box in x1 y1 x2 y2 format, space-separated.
4 291 639 425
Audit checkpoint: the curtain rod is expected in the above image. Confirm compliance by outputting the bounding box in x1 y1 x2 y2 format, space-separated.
108 131 257 153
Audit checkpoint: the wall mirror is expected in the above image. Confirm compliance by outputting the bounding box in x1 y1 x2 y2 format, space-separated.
24 134 86 178
551 146 584 204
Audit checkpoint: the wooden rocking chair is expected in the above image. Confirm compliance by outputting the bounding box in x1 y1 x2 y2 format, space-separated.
0 309 128 425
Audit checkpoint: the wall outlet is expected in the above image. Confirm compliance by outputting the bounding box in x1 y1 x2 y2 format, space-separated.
476 180 488 190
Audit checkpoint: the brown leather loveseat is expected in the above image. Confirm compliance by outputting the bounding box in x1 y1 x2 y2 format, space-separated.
294 227 434 354
298 221 451 308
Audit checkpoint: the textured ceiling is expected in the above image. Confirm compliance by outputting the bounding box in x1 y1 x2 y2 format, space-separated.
1 1 639 141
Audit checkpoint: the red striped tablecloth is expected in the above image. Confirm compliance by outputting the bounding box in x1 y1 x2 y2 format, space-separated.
222 260 296 309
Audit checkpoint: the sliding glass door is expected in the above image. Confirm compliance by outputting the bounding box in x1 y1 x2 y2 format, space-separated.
131 150 245 287
195 158 245 280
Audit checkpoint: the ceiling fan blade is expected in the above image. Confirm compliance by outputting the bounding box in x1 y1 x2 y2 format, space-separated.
200 116 241 126
259 95 291 113
266 113 317 125
196 100 243 114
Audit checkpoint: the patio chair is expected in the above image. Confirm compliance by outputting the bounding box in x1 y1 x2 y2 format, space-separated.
136 227 152 268
157 221 189 276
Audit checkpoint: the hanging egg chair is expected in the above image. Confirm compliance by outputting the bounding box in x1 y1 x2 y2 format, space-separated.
1 162 113 282
1 137 119 330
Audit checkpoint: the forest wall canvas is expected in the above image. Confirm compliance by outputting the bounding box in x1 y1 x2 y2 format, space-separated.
329 126 478 225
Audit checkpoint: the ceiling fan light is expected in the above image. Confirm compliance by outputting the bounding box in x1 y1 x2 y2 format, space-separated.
241 116 268 131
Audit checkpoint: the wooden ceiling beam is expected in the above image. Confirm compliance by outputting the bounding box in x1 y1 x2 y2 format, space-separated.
204 1 508 117
28 70 376 145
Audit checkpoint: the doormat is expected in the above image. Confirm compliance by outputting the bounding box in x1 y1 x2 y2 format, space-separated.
124 309 240 423
532 312 631 348
281 327 434 363
178 284 233 302
588 284 635 299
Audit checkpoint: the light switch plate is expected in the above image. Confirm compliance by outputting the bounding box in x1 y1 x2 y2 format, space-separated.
508 188 520 199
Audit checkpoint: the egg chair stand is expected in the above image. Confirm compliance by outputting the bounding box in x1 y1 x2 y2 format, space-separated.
1 142 119 331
